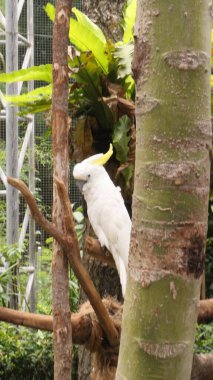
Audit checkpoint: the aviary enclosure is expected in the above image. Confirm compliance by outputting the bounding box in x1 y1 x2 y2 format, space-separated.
0 1 213 379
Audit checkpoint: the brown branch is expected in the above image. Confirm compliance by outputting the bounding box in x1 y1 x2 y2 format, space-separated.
197 298 213 323
85 236 116 268
1 296 212 338
7 176 119 347
0 306 92 345
0 304 212 380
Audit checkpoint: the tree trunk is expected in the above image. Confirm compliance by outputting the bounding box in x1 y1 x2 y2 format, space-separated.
82 0 125 41
52 1 72 379
116 1 212 380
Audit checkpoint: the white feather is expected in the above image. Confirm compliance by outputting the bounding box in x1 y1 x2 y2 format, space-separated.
73 159 131 296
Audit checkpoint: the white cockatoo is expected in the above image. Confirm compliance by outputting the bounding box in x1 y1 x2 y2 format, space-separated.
73 144 131 296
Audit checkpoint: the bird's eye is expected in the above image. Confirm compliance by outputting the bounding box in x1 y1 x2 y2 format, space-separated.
87 174 91 178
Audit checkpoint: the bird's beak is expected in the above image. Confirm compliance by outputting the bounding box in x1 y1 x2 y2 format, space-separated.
75 180 86 192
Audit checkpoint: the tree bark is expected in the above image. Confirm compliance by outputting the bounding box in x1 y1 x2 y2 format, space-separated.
52 1 72 379
191 354 213 380
0 306 92 345
116 1 212 380
82 0 125 41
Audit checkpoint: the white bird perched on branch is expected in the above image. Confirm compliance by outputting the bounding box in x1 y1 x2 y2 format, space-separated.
73 144 131 296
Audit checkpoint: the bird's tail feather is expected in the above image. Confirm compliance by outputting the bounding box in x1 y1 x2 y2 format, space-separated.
119 257 127 296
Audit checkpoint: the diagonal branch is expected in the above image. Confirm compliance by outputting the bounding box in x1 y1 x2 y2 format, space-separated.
7 177 68 248
7 176 119 346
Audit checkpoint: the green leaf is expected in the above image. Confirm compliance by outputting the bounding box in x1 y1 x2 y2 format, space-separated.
69 50 102 92
70 9 108 73
44 3 108 73
113 115 131 163
124 74 135 98
44 3 55 22
120 163 134 186
72 8 106 44
122 0 137 43
0 85 52 115
1 84 52 106
0 64 52 83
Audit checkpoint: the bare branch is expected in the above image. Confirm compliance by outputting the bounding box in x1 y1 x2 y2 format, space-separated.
0 306 92 345
7 177 69 249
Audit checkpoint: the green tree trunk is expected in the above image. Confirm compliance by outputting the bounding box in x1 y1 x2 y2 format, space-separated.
116 1 212 379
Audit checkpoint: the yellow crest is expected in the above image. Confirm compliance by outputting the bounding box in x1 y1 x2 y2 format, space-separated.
92 144 113 166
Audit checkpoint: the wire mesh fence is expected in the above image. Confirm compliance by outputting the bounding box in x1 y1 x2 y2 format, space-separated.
0 0 82 309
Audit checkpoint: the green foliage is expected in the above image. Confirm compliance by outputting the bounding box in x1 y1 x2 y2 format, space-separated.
113 115 131 163
0 242 27 306
0 1 136 191
0 322 78 380
0 243 23 266
44 3 109 73
0 323 53 379
0 200 6 237
35 134 53 168
194 322 213 354
121 0 137 43
70 8 108 74
68 50 114 130
36 239 52 315
0 64 52 84
2 85 52 116
69 269 79 313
